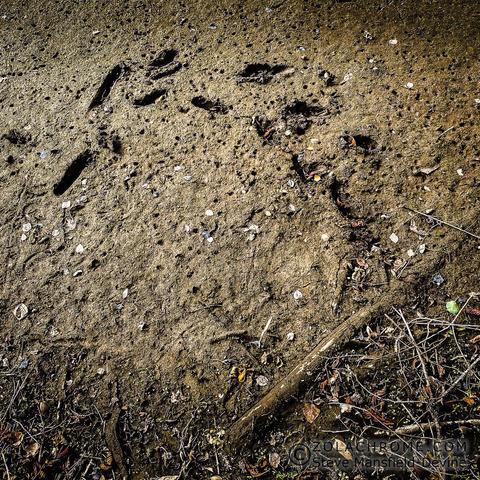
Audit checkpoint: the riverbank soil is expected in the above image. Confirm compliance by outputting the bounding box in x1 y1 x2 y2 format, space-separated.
0 0 479 478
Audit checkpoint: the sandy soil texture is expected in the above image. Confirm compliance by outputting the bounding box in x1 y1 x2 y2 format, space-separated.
0 0 479 478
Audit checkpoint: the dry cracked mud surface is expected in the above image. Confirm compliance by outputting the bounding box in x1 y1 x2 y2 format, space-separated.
0 0 479 478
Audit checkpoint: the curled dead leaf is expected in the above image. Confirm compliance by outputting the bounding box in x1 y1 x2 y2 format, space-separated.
303 402 320 424
25 441 40 457
0 429 24 446
469 334 480 345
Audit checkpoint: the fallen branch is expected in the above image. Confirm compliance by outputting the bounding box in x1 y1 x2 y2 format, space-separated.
225 291 406 451
225 212 479 452
395 419 480 435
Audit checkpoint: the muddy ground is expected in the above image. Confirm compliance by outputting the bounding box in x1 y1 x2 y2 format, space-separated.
0 0 479 478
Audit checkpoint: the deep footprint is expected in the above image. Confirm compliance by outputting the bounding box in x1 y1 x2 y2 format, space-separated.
53 150 95 196
236 63 287 84
88 64 126 110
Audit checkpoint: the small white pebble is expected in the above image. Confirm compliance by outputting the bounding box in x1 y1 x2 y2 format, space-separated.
388 38 398 45
52 229 60 237
321 233 330 242
185 224 191 233
20 233 27 241
61 200 71 209
310 138 319 144
97 367 106 375
22 223 32 233
293 289 303 300
418 244 426 254
287 179 295 188
288 204 296 212
72 269 83 277
475 98 480 104
207 236 214 243
205 209 214 216
122 288 129 299
457 168 464 176
284 129 292 136
92 30 100 35
389 233 399 243
343 72 353 82
407 249 415 257
287 332 295 341
13 303 28 320
264 210 272 217
174 165 183 172
256 375 269 387
405 82 414 89
75 244 84 254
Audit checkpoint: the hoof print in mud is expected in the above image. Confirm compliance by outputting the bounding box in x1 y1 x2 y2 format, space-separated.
236 63 287 84
98 132 122 154
281 100 327 135
252 115 275 141
191 96 228 114
148 49 182 79
53 150 95 196
253 100 328 144
3 129 31 145
339 134 376 153
88 63 127 110
133 88 167 107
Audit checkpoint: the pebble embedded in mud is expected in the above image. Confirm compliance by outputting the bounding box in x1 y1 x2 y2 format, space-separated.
389 233 399 243
13 303 28 320
293 290 303 300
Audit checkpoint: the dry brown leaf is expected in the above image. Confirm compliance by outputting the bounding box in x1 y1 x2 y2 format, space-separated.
268 452 281 469
333 438 353 460
25 442 40 457
469 334 480 345
303 402 320 424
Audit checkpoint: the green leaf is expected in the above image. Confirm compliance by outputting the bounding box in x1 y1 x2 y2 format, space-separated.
446 300 460 315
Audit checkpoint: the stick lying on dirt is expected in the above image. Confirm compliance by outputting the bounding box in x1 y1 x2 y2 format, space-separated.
394 419 480 435
225 211 479 452
225 291 407 451
405 207 480 240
